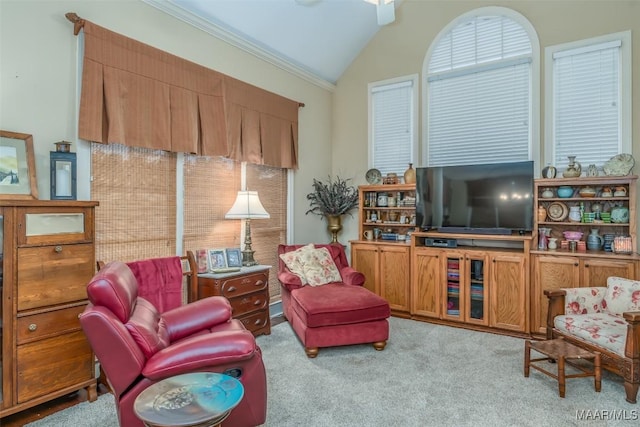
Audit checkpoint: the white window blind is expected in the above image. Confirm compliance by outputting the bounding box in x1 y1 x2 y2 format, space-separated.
552 40 621 167
427 15 532 167
370 79 414 176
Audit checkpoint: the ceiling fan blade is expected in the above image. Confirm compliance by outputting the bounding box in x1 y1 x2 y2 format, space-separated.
376 0 395 26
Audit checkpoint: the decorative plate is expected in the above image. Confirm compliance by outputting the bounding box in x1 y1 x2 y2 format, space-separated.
603 154 635 176
546 202 569 222
365 168 382 184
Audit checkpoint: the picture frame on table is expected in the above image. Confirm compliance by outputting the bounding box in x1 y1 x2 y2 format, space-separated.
225 248 243 268
207 249 227 271
0 130 38 199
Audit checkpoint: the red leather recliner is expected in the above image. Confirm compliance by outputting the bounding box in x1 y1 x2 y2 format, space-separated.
80 261 267 427
278 244 390 358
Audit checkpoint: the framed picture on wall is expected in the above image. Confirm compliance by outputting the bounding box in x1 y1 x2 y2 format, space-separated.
207 249 227 271
0 130 38 200
225 248 243 268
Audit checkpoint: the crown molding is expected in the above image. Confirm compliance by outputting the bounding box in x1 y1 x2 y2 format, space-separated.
142 0 336 92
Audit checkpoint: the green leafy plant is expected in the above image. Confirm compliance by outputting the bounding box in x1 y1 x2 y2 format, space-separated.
306 176 359 217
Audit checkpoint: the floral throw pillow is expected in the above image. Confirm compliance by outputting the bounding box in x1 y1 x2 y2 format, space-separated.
300 247 342 286
564 287 606 314
279 244 315 285
603 276 640 315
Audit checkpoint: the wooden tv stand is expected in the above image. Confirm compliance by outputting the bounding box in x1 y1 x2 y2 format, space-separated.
410 231 532 335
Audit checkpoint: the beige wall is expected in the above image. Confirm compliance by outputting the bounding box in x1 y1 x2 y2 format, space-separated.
334 0 640 242
0 0 333 244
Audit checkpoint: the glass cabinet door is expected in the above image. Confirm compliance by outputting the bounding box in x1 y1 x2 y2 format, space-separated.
467 259 487 321
465 255 489 326
444 254 463 320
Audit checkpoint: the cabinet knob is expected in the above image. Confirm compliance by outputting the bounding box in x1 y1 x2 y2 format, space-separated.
254 300 262 306
28 323 37 331
227 286 237 292
54 245 63 253
574 263 579 267
255 280 264 287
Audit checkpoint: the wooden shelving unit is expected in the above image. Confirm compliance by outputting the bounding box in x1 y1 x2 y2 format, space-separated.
530 175 640 335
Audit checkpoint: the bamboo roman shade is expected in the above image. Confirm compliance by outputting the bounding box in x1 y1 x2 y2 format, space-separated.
73 17 300 168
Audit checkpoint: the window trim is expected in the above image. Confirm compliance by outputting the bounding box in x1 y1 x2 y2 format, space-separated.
367 74 419 169
422 6 540 169
544 30 632 167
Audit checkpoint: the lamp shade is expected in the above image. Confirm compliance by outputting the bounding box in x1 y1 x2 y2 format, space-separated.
225 191 270 219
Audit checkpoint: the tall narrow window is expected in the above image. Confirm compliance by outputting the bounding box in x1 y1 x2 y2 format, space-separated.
368 75 417 176
425 9 537 167
546 32 631 168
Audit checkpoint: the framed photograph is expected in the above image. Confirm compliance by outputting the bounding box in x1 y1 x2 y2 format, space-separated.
195 249 209 273
225 248 243 268
207 249 227 270
0 130 38 199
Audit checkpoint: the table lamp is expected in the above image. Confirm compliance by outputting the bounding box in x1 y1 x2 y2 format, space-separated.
225 190 270 266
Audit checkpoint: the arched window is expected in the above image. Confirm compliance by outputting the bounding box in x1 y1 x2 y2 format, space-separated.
424 7 539 167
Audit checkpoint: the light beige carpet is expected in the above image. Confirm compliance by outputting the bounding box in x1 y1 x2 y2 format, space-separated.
28 317 637 426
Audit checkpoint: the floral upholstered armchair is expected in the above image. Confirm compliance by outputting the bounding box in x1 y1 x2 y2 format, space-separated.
545 276 640 403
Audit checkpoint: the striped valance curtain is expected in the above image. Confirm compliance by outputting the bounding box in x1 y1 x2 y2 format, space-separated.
74 18 300 169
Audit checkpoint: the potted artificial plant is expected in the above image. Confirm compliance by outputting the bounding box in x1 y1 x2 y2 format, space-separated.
306 176 359 243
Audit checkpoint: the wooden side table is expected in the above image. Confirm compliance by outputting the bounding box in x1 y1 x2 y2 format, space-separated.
524 338 601 398
134 372 243 427
198 265 271 336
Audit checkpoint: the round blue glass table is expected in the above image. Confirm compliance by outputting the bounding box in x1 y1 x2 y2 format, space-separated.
134 372 244 427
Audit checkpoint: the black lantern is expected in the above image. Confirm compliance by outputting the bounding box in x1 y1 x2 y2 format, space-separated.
50 141 77 200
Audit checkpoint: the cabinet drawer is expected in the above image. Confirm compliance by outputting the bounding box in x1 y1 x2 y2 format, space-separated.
238 309 270 335
228 291 268 316
17 243 94 311
17 331 94 403
17 305 85 345
220 272 268 298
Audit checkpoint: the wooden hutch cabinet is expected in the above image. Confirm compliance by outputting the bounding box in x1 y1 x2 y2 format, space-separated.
1 200 98 418
350 183 415 316
530 176 640 336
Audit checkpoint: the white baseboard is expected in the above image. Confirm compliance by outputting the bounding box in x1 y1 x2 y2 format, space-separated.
269 300 283 318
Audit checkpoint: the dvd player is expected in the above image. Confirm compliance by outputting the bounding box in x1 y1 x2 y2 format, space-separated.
424 238 457 248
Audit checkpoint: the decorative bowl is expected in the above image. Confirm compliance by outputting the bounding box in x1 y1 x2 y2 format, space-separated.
563 231 584 241
578 187 596 198
557 186 574 198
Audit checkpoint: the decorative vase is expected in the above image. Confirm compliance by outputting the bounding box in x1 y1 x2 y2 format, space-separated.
326 214 343 243
563 155 582 178
548 238 558 250
541 164 557 179
538 228 550 250
537 207 547 222
404 163 416 184
568 206 582 222
587 229 603 251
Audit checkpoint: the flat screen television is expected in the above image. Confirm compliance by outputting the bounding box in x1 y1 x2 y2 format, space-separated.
415 161 534 235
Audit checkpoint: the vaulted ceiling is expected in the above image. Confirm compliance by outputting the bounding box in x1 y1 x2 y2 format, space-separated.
143 0 402 87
